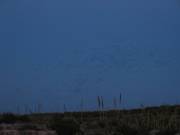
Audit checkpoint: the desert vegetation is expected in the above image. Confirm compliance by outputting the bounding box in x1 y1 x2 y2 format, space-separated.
0 105 180 135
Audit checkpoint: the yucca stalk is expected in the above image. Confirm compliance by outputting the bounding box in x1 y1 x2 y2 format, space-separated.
101 96 104 110
97 96 101 110
101 96 105 120
64 104 67 113
119 93 122 109
97 96 102 120
118 93 122 120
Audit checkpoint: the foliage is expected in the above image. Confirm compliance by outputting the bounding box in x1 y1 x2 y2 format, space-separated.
1 105 180 135
0 113 17 124
49 115 80 135
0 113 30 124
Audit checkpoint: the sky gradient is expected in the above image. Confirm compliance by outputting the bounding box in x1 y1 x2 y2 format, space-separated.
0 0 180 112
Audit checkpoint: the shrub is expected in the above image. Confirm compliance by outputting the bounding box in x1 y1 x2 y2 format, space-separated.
156 129 178 135
98 120 106 128
116 124 138 135
0 113 17 124
0 113 30 124
49 115 80 135
18 115 31 122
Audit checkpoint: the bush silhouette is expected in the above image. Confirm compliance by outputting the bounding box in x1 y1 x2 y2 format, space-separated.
50 115 80 135
0 113 17 124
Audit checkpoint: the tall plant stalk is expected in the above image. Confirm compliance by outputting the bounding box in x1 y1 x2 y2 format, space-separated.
101 96 105 120
97 96 101 120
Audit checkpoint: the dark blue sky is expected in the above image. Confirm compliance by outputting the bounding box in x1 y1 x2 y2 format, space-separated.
0 0 180 112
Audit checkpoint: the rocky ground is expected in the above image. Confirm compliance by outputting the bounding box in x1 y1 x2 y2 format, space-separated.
0 123 57 135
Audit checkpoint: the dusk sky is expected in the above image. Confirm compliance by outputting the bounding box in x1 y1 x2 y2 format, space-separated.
0 0 180 112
